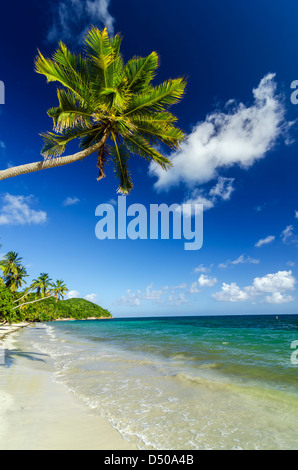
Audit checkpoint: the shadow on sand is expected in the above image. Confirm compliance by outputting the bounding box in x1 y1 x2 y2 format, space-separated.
0 349 49 368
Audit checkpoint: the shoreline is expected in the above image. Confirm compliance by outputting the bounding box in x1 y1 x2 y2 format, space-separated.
0 322 29 341
0 324 137 450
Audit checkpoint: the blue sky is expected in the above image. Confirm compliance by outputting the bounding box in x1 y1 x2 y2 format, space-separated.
0 0 298 317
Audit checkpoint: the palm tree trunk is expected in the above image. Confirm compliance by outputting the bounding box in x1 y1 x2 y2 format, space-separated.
12 295 55 310
0 131 110 181
13 289 33 303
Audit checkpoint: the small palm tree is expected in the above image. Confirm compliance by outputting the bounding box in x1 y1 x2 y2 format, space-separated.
31 273 52 298
50 279 68 301
0 27 186 193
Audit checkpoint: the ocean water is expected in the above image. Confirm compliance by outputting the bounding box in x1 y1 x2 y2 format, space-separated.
20 315 298 449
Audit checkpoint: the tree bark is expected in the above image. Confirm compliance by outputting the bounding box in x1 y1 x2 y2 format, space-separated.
0 131 110 181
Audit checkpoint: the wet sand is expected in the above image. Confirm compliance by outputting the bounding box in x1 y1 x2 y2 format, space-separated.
0 324 137 450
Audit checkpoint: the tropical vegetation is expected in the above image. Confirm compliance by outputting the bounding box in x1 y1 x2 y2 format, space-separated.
0 250 111 324
0 27 186 194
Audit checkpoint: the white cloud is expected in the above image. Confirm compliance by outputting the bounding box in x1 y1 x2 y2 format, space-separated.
167 292 189 306
264 292 294 304
193 264 212 274
150 74 288 192
63 196 80 206
85 293 97 303
213 282 250 302
189 281 200 294
295 211 298 219
0 194 47 226
231 254 259 265
116 282 191 307
66 290 80 299
198 274 217 287
218 254 260 268
116 289 142 307
47 0 115 45
281 225 298 244
209 177 235 201
213 270 296 303
181 177 235 212
251 270 296 293
170 283 188 290
255 235 275 248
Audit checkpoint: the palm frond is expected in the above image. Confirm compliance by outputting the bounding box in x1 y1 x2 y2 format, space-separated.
40 125 100 158
85 27 115 88
131 111 179 124
124 78 186 117
123 134 172 170
79 127 106 150
130 117 185 149
35 44 91 103
124 52 159 93
111 133 133 194
48 88 95 132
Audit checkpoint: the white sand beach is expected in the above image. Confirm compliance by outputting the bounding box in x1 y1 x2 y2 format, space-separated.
0 324 137 450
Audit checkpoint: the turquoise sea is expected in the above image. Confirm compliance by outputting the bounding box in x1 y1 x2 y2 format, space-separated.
21 315 298 449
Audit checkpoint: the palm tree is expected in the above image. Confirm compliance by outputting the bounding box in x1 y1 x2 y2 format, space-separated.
5 265 28 293
0 27 186 193
0 252 27 292
50 279 68 301
0 251 22 277
31 273 52 298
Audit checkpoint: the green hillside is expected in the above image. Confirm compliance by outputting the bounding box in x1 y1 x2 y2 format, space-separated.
21 296 112 322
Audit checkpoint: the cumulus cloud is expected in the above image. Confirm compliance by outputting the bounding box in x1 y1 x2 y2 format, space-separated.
66 289 80 299
150 74 289 196
47 0 115 45
264 292 294 304
213 270 296 303
85 293 98 303
251 270 295 293
188 274 217 295
198 274 217 287
0 194 47 226
213 282 250 302
255 235 275 248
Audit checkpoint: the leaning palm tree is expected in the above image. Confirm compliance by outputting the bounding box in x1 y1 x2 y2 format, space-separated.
0 27 186 193
50 279 68 302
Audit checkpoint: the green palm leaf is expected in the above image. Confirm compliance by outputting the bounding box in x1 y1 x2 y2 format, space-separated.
124 52 159 93
123 134 172 170
124 78 186 117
